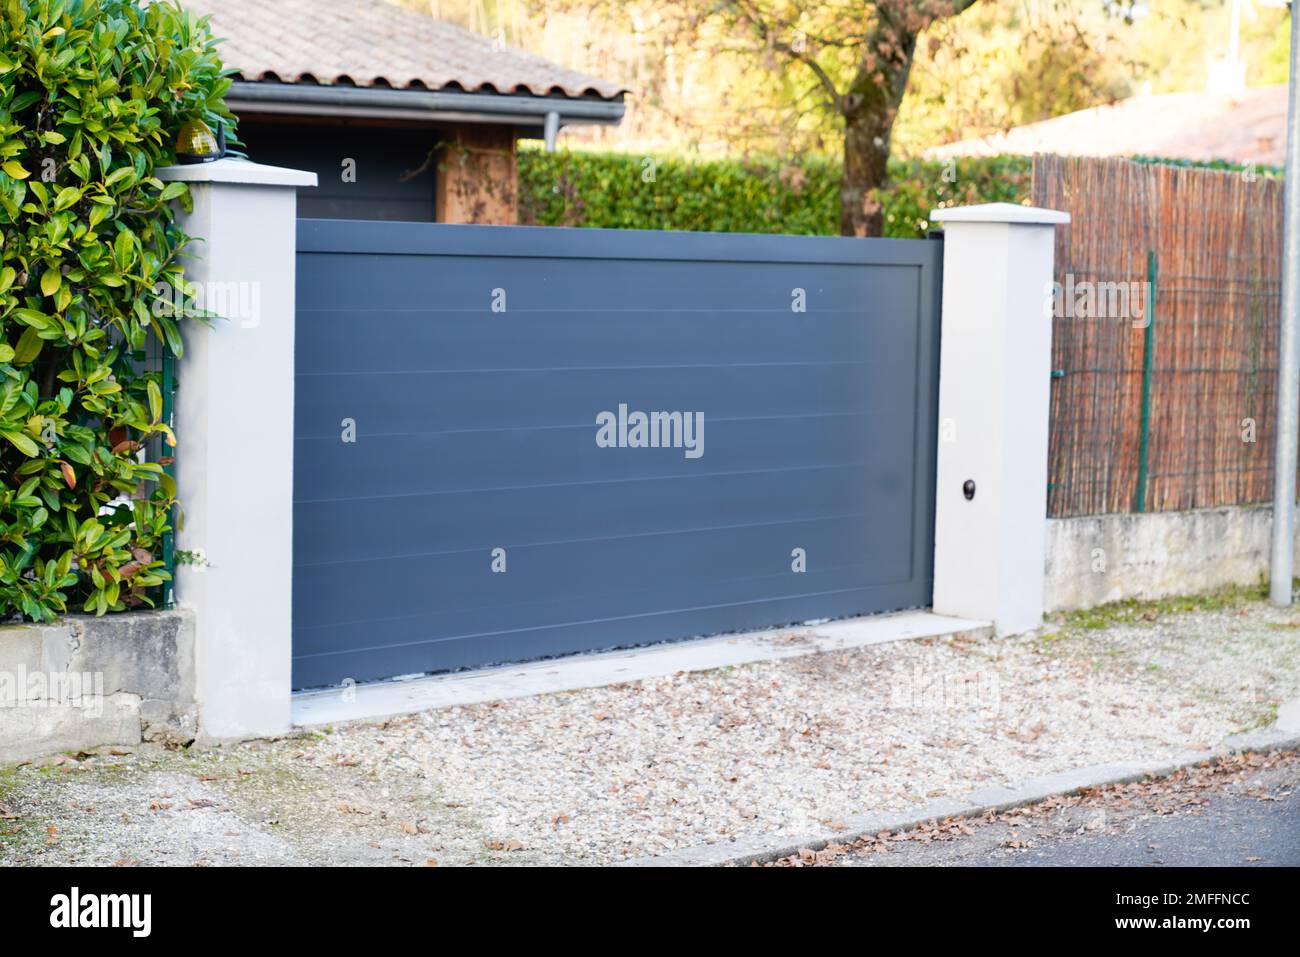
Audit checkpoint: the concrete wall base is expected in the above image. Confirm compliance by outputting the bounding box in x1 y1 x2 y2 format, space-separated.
1045 505 1298 612
0 610 196 764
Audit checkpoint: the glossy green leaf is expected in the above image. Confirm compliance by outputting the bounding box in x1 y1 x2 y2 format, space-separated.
13 326 44 365
147 379 162 424
1 429 39 456
40 268 61 297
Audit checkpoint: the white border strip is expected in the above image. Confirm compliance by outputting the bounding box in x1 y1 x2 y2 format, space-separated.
292 610 990 728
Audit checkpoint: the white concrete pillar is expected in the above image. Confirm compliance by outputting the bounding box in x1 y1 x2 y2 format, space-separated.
929 203 1070 635
157 159 316 740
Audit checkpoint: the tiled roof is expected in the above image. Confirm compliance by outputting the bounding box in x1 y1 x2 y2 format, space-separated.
928 86 1286 167
181 0 625 101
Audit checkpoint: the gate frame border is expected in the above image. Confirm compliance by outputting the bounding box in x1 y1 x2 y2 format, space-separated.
292 217 945 686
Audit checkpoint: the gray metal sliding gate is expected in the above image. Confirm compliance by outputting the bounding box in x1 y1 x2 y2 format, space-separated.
292 221 942 688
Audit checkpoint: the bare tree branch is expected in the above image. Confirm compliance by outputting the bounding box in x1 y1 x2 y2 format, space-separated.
727 0 848 110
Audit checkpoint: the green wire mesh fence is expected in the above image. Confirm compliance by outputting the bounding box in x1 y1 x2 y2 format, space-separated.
140 333 177 608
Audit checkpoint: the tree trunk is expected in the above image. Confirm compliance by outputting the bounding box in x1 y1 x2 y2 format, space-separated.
840 108 892 237
838 20 924 238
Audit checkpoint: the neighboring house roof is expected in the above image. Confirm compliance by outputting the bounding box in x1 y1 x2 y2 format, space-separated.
928 86 1286 167
182 0 624 101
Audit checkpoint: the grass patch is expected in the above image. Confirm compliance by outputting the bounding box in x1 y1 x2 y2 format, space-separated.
0 767 39 855
1050 579 1280 633
1233 703 1280 735
0 766 21 806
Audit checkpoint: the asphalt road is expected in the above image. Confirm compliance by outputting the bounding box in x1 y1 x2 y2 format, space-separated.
831 751 1299 867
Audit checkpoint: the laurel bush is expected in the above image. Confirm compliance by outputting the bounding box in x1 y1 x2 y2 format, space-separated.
0 0 233 620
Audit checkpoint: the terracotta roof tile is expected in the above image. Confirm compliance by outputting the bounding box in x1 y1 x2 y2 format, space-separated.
181 0 625 100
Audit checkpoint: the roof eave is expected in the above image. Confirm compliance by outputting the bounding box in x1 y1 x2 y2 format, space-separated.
226 80 626 128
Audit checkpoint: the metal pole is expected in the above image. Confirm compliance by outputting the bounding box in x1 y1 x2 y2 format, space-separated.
161 346 176 609
1134 249 1157 513
1270 3 1300 605
543 111 561 152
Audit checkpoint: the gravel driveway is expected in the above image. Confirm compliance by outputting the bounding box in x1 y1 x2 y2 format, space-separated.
2 591 1298 866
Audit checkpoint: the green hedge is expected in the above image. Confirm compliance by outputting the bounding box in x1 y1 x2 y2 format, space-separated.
1130 154 1284 179
881 156 1032 237
518 149 1033 239
518 148 1278 240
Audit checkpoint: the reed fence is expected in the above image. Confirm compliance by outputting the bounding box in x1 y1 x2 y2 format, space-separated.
1032 154 1285 517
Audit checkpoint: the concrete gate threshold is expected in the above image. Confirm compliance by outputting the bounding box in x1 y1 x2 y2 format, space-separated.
292 610 992 728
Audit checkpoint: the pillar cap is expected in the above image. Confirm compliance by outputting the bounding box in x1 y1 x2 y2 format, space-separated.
930 202 1069 225
157 157 317 188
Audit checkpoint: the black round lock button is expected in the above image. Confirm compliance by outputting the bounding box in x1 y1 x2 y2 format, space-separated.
962 479 976 501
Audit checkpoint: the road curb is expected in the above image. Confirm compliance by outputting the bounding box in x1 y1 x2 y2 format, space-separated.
620 720 1300 868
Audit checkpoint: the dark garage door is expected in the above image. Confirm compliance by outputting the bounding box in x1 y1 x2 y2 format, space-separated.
292 221 941 688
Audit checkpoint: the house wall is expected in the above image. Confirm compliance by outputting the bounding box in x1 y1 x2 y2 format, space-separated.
239 120 438 221
238 118 523 226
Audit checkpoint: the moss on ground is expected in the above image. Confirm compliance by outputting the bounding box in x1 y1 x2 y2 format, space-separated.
0 766 40 853
1048 579 1284 633
1234 704 1281 734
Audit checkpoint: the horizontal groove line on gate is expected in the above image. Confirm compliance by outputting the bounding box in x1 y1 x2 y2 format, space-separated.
292 509 877 569
296 248 933 268
293 409 882 441
294 360 875 376
292 459 881 505
291 579 896 648
295 307 909 314
294 562 889 636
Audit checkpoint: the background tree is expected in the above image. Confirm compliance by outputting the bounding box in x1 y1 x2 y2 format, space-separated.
399 0 1292 235
893 0 1139 155
718 1 980 235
